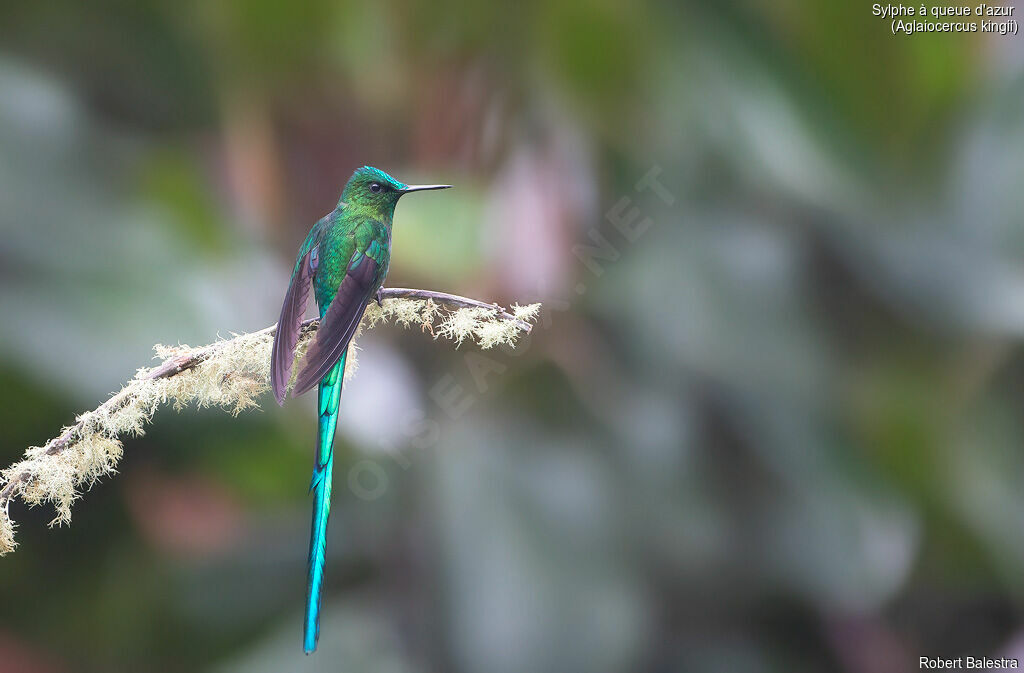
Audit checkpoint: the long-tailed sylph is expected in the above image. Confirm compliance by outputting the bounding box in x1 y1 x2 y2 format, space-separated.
270 166 450 654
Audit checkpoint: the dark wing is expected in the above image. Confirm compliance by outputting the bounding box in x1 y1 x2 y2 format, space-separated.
291 251 379 397
270 248 314 405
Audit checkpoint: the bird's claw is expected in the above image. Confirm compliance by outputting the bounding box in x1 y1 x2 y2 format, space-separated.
375 287 384 308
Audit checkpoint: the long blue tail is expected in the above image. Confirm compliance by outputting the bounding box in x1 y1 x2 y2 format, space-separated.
304 353 345 654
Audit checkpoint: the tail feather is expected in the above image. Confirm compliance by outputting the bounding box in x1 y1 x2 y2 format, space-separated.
303 354 345 654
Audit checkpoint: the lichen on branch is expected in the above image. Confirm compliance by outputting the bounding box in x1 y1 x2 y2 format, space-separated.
0 288 539 555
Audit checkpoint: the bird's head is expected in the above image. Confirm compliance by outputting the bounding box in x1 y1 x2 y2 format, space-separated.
341 166 450 218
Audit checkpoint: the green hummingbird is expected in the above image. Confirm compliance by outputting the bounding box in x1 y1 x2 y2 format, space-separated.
270 166 450 654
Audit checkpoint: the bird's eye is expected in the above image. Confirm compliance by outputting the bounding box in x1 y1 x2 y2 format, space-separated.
369 182 382 193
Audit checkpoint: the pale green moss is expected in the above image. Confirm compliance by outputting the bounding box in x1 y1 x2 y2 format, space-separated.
0 295 539 555
512 303 541 322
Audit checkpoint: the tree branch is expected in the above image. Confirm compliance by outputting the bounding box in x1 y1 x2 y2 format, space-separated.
0 287 539 553
379 287 534 333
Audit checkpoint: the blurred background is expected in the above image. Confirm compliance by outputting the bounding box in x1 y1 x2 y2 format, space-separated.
2 1 1024 672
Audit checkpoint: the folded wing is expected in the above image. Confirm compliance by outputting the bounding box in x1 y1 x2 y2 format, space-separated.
292 251 379 397
270 248 315 405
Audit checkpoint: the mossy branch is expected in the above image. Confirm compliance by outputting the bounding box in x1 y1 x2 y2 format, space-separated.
0 288 540 555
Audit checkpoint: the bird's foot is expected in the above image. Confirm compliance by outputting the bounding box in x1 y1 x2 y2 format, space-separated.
375 287 385 308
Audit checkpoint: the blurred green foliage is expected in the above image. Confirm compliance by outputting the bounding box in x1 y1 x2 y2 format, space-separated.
1 2 1024 672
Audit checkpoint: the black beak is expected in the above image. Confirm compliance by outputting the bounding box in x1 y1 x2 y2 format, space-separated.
401 184 452 193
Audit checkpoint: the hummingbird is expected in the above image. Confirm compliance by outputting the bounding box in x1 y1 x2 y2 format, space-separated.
270 166 450 654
